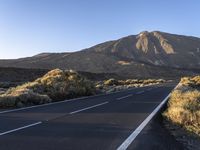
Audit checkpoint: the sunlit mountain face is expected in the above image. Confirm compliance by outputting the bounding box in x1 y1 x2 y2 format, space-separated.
0 31 200 78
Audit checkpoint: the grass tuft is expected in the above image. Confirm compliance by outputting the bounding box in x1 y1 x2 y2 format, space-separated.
163 76 200 136
0 69 95 108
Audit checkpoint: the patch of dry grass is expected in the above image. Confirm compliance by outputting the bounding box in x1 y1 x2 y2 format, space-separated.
103 78 119 86
0 69 95 108
163 76 200 136
96 78 167 93
102 78 165 87
180 76 200 88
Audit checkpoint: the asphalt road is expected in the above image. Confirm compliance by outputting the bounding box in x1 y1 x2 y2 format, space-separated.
0 83 181 150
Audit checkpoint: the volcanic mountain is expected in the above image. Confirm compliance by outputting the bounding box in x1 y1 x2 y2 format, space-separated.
1 31 200 78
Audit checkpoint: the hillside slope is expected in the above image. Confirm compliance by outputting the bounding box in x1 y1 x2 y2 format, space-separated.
1 31 200 78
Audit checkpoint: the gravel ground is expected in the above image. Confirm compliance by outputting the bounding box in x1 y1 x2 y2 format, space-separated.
163 119 200 150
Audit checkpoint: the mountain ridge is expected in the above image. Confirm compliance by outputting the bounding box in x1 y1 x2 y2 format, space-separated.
1 31 200 78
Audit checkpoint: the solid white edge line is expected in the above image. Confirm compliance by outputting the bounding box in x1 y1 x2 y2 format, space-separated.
69 101 109 114
117 94 170 150
0 83 176 138
0 121 42 136
117 94 133 100
117 83 179 150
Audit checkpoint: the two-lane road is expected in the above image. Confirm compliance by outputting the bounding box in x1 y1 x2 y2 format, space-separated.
0 83 180 150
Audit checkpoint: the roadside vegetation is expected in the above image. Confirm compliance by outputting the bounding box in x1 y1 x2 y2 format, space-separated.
0 69 167 108
0 69 95 108
163 76 200 136
96 78 166 93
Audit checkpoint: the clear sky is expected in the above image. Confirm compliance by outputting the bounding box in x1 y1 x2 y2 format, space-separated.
1 0 200 59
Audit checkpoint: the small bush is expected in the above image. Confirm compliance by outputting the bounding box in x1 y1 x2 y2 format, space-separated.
0 89 51 108
0 69 95 108
180 76 200 88
164 76 200 136
103 78 166 87
104 78 119 86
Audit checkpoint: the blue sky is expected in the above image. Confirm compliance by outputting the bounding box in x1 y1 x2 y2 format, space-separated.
1 0 200 59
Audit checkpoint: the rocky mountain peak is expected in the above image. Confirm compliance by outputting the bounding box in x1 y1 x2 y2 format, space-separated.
137 31 150 37
0 31 200 78
136 31 175 54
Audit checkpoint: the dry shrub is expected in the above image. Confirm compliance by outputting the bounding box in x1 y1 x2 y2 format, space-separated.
103 78 166 87
163 81 200 135
0 69 95 108
104 78 119 86
180 76 200 88
0 88 51 108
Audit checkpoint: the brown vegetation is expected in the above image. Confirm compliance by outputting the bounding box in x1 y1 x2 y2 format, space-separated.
163 76 200 136
0 69 95 108
96 78 166 93
102 78 165 86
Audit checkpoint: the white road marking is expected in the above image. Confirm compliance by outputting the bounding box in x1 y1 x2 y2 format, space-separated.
136 91 145 94
0 84 171 138
116 94 133 100
0 122 42 136
146 88 153 91
69 101 109 114
0 97 85 114
0 84 156 114
0 101 109 136
117 93 171 150
0 87 141 114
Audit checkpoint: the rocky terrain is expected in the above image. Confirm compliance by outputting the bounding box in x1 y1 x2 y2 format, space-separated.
0 31 200 78
0 67 49 88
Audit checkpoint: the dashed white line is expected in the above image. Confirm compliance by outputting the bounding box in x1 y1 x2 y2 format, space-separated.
0 122 42 136
117 93 171 150
0 85 157 114
146 88 153 91
0 97 85 114
69 101 109 114
0 86 140 114
136 91 145 94
0 102 109 136
116 94 133 100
